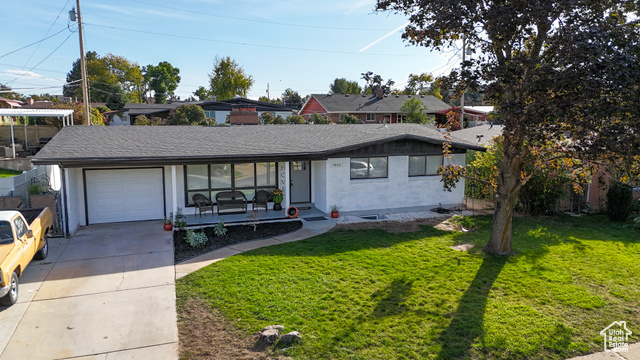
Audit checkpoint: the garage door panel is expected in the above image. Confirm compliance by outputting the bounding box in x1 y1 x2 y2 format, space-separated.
86 169 164 224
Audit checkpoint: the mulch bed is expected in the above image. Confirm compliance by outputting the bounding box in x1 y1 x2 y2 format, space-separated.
174 221 303 263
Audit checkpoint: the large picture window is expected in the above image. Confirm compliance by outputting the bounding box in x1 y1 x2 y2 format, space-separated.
185 162 277 205
350 157 388 179
409 155 443 176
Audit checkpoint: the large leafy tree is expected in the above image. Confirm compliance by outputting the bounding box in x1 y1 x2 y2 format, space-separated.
63 52 144 103
281 88 304 108
376 0 640 255
208 57 254 100
168 104 206 125
330 78 362 94
145 61 181 104
361 71 395 95
400 98 430 124
193 86 210 101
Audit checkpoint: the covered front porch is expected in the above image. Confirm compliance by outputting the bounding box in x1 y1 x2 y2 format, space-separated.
183 205 328 227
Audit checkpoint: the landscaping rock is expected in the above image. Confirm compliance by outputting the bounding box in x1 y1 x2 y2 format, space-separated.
259 328 281 344
260 325 285 332
280 331 302 345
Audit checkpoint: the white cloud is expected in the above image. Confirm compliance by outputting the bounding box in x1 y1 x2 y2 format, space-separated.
2 70 43 79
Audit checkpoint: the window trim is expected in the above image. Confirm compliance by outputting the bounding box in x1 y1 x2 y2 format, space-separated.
409 155 443 177
184 162 278 206
397 114 405 123
365 113 376 122
350 157 388 180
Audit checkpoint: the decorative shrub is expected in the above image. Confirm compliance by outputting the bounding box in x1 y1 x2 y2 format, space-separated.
607 180 633 222
174 208 188 229
185 230 208 248
213 220 227 236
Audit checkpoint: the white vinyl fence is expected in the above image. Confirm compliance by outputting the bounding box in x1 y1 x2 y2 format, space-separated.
0 165 57 198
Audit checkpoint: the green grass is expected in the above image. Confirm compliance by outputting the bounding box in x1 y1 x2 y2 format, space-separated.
0 168 22 177
176 215 640 359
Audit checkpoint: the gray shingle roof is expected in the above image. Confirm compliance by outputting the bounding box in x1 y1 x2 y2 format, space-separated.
310 94 451 114
32 124 484 166
452 124 504 146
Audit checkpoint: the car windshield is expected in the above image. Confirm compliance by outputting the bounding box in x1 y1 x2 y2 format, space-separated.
0 221 13 245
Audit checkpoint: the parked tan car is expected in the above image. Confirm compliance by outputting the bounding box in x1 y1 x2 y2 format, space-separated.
0 209 52 306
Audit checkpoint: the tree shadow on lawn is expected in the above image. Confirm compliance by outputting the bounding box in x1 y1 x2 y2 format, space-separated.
435 255 508 360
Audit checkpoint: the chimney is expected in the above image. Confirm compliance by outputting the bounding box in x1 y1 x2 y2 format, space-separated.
229 105 259 125
209 95 217 101
27 97 34 105
376 87 384 99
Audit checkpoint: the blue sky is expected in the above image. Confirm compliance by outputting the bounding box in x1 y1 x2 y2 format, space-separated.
1 0 462 101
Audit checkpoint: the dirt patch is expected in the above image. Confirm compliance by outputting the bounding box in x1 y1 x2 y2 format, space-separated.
449 243 475 251
179 297 283 360
333 217 451 234
174 221 303 263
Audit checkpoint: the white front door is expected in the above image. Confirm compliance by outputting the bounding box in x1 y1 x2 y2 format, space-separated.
290 161 310 203
85 168 164 224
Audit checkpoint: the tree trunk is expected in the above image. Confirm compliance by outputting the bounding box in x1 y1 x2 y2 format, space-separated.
484 148 523 255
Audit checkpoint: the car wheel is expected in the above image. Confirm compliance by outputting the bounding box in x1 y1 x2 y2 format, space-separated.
0 272 18 306
34 235 49 260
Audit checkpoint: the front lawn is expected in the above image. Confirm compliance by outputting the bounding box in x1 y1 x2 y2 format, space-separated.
0 168 22 177
176 215 640 359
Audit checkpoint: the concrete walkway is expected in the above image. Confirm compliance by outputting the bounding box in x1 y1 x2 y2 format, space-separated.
569 344 640 360
0 221 178 360
175 217 336 279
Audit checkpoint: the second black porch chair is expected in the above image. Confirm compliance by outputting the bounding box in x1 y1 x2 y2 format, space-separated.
252 190 269 212
192 193 214 217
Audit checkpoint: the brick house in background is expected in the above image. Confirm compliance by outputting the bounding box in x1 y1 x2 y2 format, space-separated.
300 92 450 124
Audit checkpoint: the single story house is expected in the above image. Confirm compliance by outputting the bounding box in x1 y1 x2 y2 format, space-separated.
31 124 484 236
199 98 294 124
108 98 295 126
299 93 451 124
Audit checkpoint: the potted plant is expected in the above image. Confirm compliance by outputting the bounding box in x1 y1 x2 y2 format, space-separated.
330 204 340 219
271 188 283 211
163 216 173 231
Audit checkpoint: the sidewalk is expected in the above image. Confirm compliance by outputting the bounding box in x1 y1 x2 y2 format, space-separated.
175 218 336 279
569 343 640 360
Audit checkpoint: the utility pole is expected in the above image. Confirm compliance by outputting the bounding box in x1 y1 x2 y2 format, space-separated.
460 36 466 129
266 82 270 101
70 0 90 125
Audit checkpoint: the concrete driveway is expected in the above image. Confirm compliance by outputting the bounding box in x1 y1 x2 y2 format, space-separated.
0 221 178 360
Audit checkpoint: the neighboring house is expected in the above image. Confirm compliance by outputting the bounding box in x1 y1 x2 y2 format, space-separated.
108 98 294 125
108 103 184 125
0 97 23 124
435 106 495 129
199 98 295 125
32 124 483 235
299 93 451 124
452 124 504 146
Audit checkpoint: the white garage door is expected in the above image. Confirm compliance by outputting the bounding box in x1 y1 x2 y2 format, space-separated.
86 169 164 224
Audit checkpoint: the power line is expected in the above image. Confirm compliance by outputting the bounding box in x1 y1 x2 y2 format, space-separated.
0 28 69 60
0 62 68 74
16 0 73 76
129 0 396 31
84 23 427 58
6 31 76 85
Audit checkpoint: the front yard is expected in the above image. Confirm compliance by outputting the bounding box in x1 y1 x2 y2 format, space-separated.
176 215 640 359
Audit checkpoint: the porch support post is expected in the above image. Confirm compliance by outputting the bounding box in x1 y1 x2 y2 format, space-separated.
24 117 28 151
171 165 177 221
281 162 291 209
10 117 15 159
